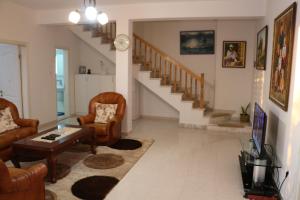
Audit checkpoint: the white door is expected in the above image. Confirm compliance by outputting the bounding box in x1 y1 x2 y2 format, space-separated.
0 44 22 116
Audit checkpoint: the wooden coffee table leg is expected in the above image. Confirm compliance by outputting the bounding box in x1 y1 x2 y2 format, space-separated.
90 134 96 154
47 155 57 183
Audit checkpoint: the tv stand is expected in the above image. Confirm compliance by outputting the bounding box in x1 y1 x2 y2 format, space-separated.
239 151 278 198
239 140 282 199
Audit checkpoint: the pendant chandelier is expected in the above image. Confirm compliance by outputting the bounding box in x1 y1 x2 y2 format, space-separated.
68 0 108 25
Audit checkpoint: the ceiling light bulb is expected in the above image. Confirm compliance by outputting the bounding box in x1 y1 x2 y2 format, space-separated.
85 6 97 21
68 10 81 24
97 13 109 25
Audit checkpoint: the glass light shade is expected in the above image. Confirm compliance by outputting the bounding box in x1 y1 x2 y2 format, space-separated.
68 11 81 24
85 6 98 21
97 13 108 25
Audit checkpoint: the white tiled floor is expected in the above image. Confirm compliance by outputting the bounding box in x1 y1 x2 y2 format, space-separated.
106 118 250 200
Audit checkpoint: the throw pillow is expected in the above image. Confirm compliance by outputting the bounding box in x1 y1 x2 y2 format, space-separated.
94 103 118 123
0 107 19 134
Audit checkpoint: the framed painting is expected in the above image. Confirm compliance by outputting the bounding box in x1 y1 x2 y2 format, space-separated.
269 2 297 111
222 41 247 68
180 30 215 55
256 26 268 70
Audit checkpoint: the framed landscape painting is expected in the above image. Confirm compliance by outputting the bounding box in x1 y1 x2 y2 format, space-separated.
180 30 215 55
269 2 297 111
256 26 268 70
222 41 247 68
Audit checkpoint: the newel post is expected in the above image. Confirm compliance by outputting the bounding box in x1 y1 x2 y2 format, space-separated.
199 73 205 109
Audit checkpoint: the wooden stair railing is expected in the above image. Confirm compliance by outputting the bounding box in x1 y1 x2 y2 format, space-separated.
82 22 116 50
133 33 206 109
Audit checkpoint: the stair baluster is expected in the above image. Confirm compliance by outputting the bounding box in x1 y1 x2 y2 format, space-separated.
133 33 206 109
190 74 193 97
200 74 205 108
144 44 147 69
149 48 152 71
174 65 177 92
159 56 162 78
164 60 167 85
185 71 188 95
179 69 182 90
154 52 157 77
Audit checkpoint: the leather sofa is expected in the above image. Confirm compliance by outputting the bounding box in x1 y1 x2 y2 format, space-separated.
0 98 39 161
0 160 47 200
78 92 126 145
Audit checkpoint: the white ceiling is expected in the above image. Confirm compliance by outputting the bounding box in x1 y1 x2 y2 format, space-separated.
10 0 234 10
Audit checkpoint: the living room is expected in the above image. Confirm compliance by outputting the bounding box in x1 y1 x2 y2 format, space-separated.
1 0 300 200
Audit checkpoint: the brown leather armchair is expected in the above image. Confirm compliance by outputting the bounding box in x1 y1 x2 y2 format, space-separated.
78 92 126 145
0 160 47 200
0 98 39 161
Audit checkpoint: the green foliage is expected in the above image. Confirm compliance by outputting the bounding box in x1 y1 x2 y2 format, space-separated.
241 103 250 115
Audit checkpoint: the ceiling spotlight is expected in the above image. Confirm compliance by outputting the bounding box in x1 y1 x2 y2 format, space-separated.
68 10 81 24
97 13 109 25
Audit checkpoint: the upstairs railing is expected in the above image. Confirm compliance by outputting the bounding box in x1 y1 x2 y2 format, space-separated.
83 22 116 49
133 33 205 109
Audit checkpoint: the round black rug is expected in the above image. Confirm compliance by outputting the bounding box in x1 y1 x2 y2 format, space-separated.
84 154 124 169
71 176 119 200
109 139 142 150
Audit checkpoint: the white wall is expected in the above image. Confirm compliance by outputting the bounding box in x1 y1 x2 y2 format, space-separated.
0 1 80 124
78 40 115 75
135 20 217 85
134 20 256 117
215 20 256 115
253 0 300 199
139 85 179 119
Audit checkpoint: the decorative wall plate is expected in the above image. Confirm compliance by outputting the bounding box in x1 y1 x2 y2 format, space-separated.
114 34 130 51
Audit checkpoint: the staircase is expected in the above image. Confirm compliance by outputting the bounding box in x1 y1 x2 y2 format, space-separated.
71 23 216 127
70 23 116 63
132 34 210 127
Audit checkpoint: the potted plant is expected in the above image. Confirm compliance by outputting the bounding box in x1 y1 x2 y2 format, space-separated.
240 103 250 122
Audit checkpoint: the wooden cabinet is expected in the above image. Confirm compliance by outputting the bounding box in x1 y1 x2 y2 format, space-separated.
75 74 115 115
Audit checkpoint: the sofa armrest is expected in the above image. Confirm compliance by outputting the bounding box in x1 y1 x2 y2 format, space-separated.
0 163 47 193
10 163 47 192
77 114 95 125
106 116 122 130
14 118 39 129
25 163 48 180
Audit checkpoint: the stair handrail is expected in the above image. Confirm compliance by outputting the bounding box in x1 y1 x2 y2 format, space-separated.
133 33 206 109
133 33 202 82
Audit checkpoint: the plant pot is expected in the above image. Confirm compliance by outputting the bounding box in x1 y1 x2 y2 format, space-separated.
240 114 250 123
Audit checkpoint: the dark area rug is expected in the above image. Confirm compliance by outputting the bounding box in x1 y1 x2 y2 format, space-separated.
109 139 142 150
45 189 57 200
84 153 124 169
71 176 119 200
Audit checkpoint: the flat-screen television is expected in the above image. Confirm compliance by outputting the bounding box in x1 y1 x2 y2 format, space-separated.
252 103 267 157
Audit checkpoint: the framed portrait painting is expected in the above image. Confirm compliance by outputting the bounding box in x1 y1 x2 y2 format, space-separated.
222 41 247 68
269 2 297 111
256 26 268 70
180 30 215 55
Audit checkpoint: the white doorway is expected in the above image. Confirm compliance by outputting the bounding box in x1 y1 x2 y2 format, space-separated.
55 48 69 119
0 43 23 116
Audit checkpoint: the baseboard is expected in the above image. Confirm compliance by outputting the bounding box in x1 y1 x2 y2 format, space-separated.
179 123 206 129
140 115 179 121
